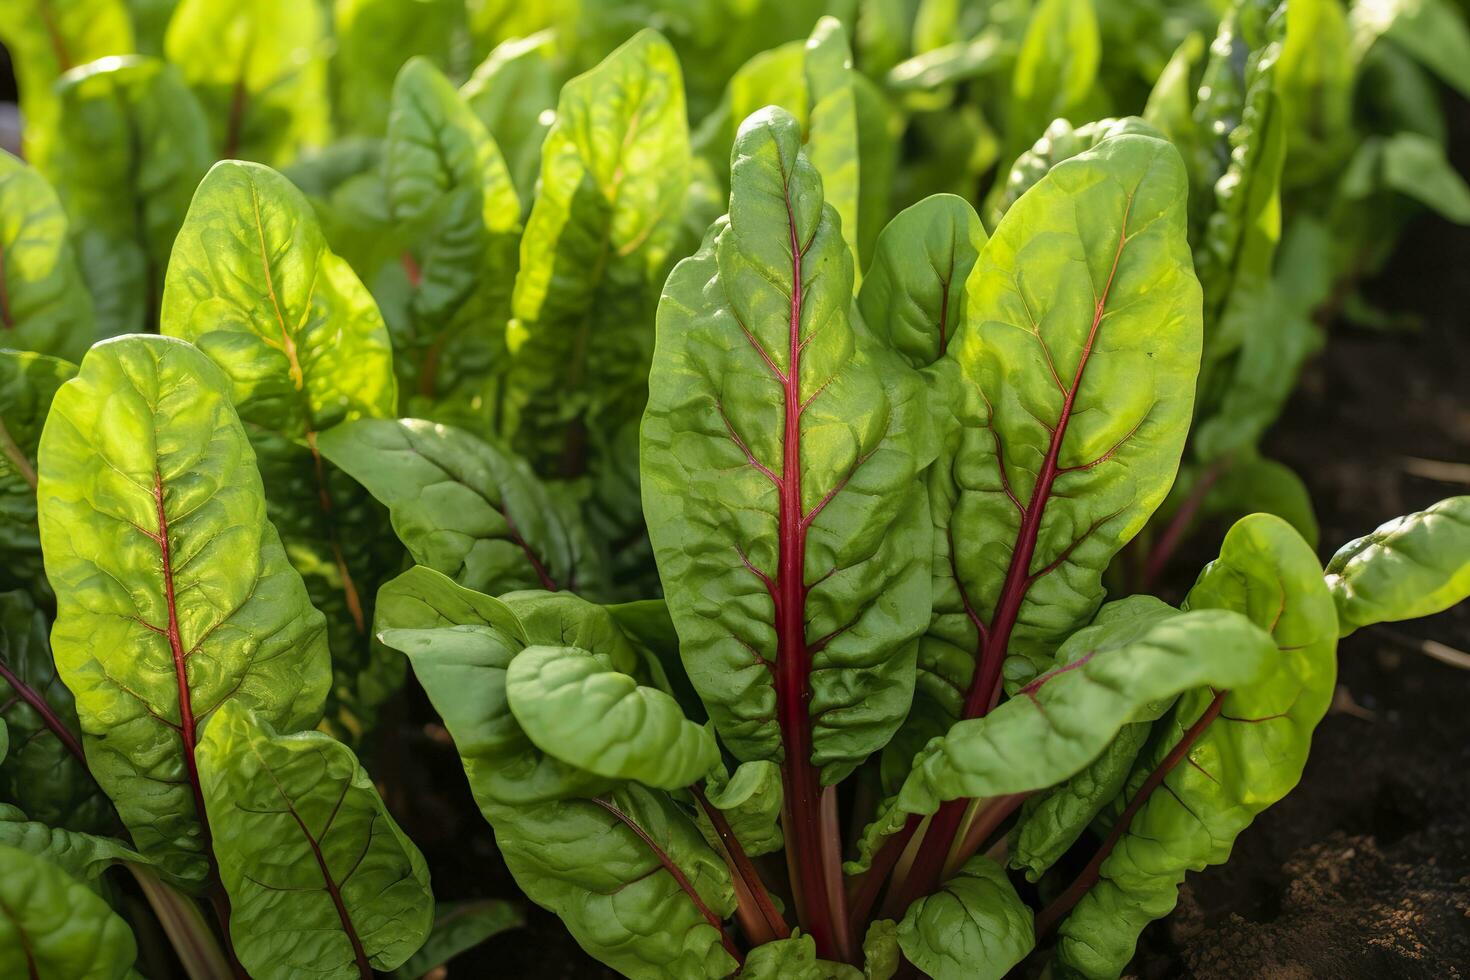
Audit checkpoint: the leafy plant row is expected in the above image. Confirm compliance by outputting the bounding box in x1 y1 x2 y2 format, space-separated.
1 1 1469 978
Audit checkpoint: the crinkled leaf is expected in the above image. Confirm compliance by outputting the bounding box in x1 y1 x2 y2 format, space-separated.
0 843 137 979
506 644 718 789
384 57 522 424
695 759 783 857
0 352 76 594
1055 514 1338 977
0 151 96 361
161 159 401 735
742 931 860 979
988 117 1161 227
485 785 737 980
861 918 900 980
1325 496 1470 636
857 193 987 369
198 701 433 977
922 132 1202 746
163 0 330 165
896 856 1033 980
0 590 113 833
41 56 211 337
0 803 140 886
461 31 559 206
36 335 331 887
504 29 690 488
318 418 592 596
854 604 1273 866
642 106 935 781
389 899 524 979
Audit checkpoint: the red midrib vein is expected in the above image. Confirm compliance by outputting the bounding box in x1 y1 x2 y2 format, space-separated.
151 469 210 841
280 797 372 977
0 892 39 980
963 196 1134 719
0 242 15 329
0 657 86 765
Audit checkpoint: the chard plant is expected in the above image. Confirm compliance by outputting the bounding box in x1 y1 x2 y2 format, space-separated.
1 2 1469 979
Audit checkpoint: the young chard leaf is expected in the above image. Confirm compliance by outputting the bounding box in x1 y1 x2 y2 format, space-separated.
504 644 720 789
164 0 331 164
1050 514 1338 977
1325 496 1470 636
197 701 433 979
460 31 560 208
0 351 77 594
384 57 521 425
41 56 212 337
0 843 138 979
36 335 331 887
642 105 935 957
897 856 1034 980
0 590 115 833
318 418 596 596
162 159 401 734
0 151 96 362
504 29 690 484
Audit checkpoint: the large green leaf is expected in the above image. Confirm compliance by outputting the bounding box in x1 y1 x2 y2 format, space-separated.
0 152 95 362
0 591 114 833
857 193 987 369
642 105 935 782
692 40 807 181
853 604 1274 866
0 803 140 886
163 0 330 164
504 644 719 789
36 335 331 887
896 856 1033 980
197 701 433 978
460 31 559 207
332 0 464 136
41 56 211 337
920 132 1201 751
1055 514 1338 977
484 785 738 980
384 57 522 425
161 159 401 735
1325 496 1470 636
0 843 137 979
0 0 134 163
503 29 690 484
318 418 596 595
1006 0 1101 161
988 117 1161 228
0 351 76 593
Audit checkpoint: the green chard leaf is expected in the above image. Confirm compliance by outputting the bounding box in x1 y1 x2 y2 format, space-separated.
857 193 986 369
332 0 465 137
0 803 141 886
741 931 860 978
1276 0 1354 187
503 29 690 491
915 131 1202 771
692 40 808 179
856 604 1275 859
389 899 524 980
1054 515 1338 978
1325 496 1470 636
988 117 1162 228
0 0 134 164
642 106 936 784
1142 33 1205 149
318 418 597 596
161 159 402 737
460 31 560 207
695 759 784 858
383 57 522 427
41 56 212 337
163 0 330 165
36 335 331 888
0 591 115 833
896 856 1034 980
1006 0 1101 162
197 701 433 978
0 843 138 979
0 351 76 594
0 151 96 362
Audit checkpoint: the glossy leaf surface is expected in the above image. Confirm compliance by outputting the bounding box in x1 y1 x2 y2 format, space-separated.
37 335 330 886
